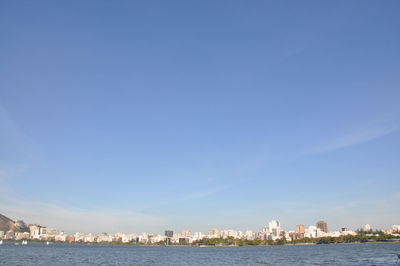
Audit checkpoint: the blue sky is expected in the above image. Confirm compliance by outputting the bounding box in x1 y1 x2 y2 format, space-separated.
1 0 399 234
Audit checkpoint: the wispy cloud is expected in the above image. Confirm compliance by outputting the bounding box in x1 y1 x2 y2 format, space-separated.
306 124 399 154
141 176 250 212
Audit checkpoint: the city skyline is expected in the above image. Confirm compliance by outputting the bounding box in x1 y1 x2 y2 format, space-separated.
0 211 396 236
1 0 400 234
2 211 399 241
2 211 400 250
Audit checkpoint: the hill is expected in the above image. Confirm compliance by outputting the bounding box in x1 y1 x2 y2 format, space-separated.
0 213 15 232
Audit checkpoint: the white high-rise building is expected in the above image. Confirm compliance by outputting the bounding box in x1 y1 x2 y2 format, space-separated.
244 230 254 240
269 220 282 238
306 225 318 238
263 220 282 240
192 232 204 241
29 225 41 239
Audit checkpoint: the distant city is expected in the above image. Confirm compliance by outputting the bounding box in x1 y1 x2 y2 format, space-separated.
1 213 399 245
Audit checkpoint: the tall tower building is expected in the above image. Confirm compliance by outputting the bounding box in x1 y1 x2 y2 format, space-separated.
295 224 305 233
267 220 282 238
316 220 328 233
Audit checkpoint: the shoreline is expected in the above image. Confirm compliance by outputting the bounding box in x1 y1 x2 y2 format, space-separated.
4 240 400 247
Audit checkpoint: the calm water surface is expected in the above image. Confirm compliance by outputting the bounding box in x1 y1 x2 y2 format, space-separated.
0 242 399 265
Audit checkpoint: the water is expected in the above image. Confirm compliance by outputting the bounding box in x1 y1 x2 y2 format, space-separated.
0 242 399 265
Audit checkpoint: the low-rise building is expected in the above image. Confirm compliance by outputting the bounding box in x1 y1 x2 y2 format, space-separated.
15 232 30 240
5 230 15 240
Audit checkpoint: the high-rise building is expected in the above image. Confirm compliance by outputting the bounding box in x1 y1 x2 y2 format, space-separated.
263 220 282 239
295 224 305 233
316 221 328 233
164 230 173 245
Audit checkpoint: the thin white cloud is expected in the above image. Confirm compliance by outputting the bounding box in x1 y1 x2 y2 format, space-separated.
306 124 399 154
142 177 249 211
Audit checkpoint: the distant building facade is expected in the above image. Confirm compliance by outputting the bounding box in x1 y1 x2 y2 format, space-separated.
392 225 400 232
262 220 282 240
295 224 305 233
164 230 174 237
316 221 328 233
363 224 372 232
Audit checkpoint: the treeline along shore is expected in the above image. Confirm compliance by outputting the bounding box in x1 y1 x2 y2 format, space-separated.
192 231 400 246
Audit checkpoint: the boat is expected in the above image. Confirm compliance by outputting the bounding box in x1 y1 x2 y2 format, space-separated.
21 240 28 245
46 241 50 245
0 240 3 245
